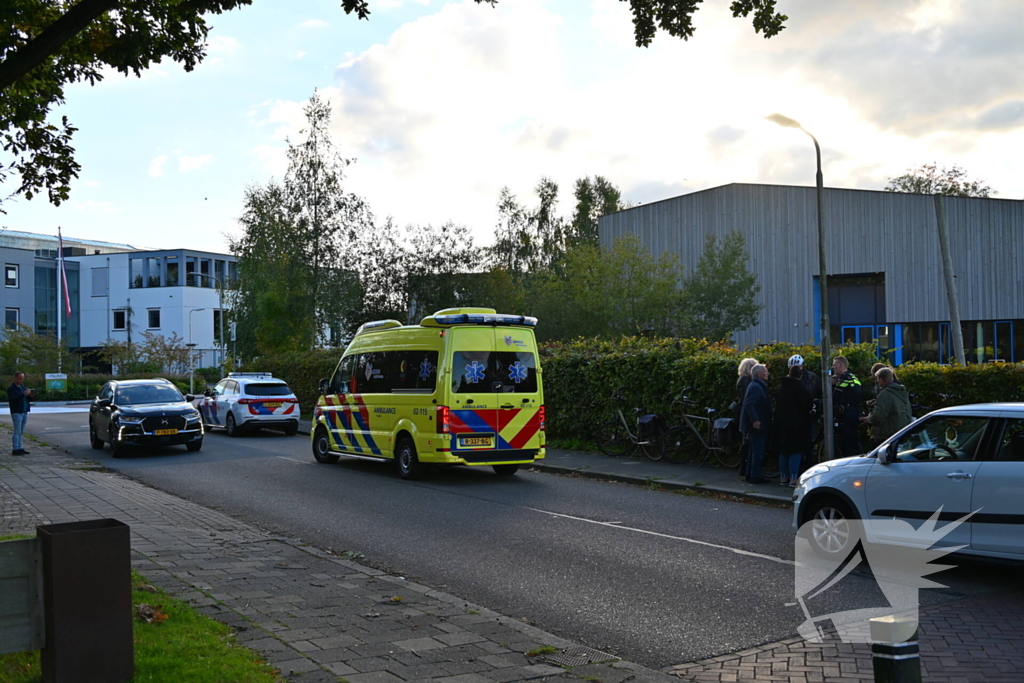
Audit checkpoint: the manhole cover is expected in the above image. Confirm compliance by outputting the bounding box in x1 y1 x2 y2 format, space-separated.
539 645 620 667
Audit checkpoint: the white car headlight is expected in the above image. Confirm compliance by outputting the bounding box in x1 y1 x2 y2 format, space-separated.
117 415 145 424
185 410 201 421
798 464 831 485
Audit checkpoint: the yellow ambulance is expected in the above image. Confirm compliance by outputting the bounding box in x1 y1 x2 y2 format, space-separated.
311 308 545 479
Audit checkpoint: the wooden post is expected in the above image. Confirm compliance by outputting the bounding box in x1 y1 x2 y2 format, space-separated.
933 195 966 365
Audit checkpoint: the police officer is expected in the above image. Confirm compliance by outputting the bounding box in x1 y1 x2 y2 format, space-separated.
831 356 862 456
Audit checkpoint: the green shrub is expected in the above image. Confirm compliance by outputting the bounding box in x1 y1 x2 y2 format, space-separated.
240 349 341 413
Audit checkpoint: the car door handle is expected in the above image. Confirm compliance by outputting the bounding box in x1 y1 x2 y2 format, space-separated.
946 471 973 480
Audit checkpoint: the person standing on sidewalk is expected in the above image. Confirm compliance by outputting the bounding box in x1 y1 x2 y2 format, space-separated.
860 367 913 448
735 358 758 480
7 371 34 455
774 364 812 487
739 363 772 484
831 356 863 457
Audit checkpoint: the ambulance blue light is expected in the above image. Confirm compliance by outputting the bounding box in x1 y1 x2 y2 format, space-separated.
432 314 537 327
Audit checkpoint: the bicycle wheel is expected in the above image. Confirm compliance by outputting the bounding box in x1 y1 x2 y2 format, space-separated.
714 442 743 469
596 420 632 457
637 430 664 462
661 426 698 463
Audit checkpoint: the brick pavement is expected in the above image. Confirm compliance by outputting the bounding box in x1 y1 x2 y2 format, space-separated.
0 444 674 683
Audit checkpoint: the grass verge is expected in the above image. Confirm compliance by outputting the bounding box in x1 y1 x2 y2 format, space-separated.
0 570 280 683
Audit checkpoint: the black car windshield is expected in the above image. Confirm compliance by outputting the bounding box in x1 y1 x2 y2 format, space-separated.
244 383 292 396
115 384 184 405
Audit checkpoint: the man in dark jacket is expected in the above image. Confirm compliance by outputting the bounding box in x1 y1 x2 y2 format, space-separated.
860 367 913 446
775 365 813 486
7 371 33 455
739 363 772 484
831 356 862 456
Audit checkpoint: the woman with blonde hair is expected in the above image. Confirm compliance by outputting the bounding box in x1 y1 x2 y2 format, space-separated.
735 357 758 479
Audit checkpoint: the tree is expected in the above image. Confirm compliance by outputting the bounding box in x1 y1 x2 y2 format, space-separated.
0 323 77 376
884 163 993 198
677 232 761 341
530 234 685 341
567 175 626 249
231 92 367 357
406 221 480 321
1 1 786 210
353 217 409 324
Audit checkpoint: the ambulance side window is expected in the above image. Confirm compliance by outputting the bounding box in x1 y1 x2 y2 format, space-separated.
330 356 355 395
355 352 390 394
391 350 439 392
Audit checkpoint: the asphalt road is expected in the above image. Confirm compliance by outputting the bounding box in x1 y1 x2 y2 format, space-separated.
13 408 1020 669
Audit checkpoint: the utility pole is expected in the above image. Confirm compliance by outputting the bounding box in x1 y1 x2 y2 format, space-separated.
934 195 966 365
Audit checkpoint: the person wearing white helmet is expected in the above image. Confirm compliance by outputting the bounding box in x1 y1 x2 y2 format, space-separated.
788 354 820 401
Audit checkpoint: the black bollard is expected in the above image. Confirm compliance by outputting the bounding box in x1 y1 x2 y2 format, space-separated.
869 615 921 683
38 519 134 683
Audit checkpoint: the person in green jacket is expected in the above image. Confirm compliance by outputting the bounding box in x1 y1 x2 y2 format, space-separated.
860 367 913 447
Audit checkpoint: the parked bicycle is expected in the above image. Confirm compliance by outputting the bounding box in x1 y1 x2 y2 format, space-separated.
660 390 742 469
595 387 668 461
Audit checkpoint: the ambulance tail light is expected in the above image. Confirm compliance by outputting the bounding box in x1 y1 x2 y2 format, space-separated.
437 406 450 434
539 405 546 432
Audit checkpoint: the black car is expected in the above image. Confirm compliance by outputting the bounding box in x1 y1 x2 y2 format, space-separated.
89 379 203 457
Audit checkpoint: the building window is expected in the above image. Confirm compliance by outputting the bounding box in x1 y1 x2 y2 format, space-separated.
5 308 18 329
148 309 160 329
147 257 162 287
213 309 222 343
5 264 18 288
165 257 180 286
130 258 143 288
92 267 109 297
113 310 126 330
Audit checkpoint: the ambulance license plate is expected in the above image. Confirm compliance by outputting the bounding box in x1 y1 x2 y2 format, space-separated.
155 429 178 436
461 437 492 447
263 402 282 408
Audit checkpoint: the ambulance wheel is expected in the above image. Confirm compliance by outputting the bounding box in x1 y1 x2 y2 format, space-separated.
395 437 425 480
493 464 519 476
312 427 339 464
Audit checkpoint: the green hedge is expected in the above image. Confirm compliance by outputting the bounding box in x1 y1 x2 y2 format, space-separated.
18 373 192 403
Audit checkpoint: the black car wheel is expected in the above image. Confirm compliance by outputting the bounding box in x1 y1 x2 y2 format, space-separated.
186 439 203 452
493 464 519 476
89 420 104 450
108 425 124 458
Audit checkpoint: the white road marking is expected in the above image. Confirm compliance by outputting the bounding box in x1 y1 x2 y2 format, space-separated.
277 456 311 465
525 506 795 566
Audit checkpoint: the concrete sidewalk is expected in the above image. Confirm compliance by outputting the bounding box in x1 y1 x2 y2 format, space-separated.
0 443 674 683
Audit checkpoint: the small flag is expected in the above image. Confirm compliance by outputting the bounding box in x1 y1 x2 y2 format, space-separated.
58 228 72 318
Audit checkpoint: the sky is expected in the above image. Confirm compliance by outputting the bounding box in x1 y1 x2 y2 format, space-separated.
2 0 1023 255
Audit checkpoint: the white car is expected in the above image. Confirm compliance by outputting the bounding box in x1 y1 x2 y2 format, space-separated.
794 403 1024 560
195 373 300 437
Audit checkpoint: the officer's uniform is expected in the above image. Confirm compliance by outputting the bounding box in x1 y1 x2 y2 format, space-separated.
833 371 862 456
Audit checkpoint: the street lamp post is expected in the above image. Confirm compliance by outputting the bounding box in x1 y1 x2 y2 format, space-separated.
188 308 206 395
192 274 225 370
766 113 835 463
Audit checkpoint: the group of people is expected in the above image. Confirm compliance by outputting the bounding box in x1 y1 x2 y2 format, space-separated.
735 355 914 485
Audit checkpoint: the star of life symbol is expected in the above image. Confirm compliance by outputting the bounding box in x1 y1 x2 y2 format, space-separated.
465 361 486 384
418 358 434 381
508 361 528 383
794 507 974 644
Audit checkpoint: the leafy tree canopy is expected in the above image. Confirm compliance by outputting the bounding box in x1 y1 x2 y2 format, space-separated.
677 231 761 341
1 0 786 209
884 162 993 198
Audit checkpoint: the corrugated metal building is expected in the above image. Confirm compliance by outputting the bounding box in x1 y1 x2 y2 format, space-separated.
598 183 1024 364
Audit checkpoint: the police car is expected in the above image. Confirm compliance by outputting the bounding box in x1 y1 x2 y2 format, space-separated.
195 373 300 437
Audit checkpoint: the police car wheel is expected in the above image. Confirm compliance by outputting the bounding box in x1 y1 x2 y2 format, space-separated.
396 438 425 480
225 413 240 438
493 464 519 476
312 427 339 464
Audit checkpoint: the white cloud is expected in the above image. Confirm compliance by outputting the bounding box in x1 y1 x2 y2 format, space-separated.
72 200 119 213
148 155 168 178
207 35 241 55
179 155 214 173
83 180 100 188
248 144 289 177
297 19 328 29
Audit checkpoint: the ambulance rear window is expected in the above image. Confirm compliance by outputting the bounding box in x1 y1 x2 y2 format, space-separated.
244 383 292 396
452 351 538 393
